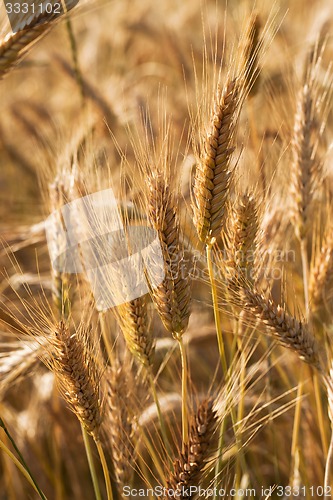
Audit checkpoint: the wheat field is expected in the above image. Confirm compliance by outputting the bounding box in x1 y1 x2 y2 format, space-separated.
1 0 333 499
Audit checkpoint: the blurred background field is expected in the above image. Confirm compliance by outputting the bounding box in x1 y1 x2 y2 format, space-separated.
1 0 333 498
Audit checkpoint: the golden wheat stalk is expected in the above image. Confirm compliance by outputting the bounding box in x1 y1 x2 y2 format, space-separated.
309 228 333 316
165 399 218 499
226 192 259 280
51 321 104 439
242 12 262 96
147 172 191 338
48 170 82 318
104 363 134 492
116 295 155 369
240 285 322 370
146 169 191 447
192 78 240 245
290 84 319 242
289 41 331 244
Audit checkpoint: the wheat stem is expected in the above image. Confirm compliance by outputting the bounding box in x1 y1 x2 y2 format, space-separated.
0 437 47 499
235 344 247 494
99 312 115 364
290 364 305 486
290 239 309 485
147 369 173 460
177 336 189 449
0 418 47 500
51 387 63 500
324 432 333 491
64 15 85 104
206 241 227 373
313 373 329 455
207 241 229 496
81 426 102 500
95 440 113 500
213 418 227 500
289 241 308 483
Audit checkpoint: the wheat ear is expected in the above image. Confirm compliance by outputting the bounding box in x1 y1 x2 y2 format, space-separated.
104 363 134 492
116 295 154 369
192 78 240 245
240 285 322 370
147 171 191 447
166 399 218 499
309 229 333 316
148 173 191 338
289 42 330 244
51 321 104 439
226 192 259 280
290 85 319 242
242 12 262 96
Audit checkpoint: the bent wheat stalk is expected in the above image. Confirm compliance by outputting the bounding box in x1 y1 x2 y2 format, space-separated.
51 321 113 500
239 285 322 371
147 172 191 447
